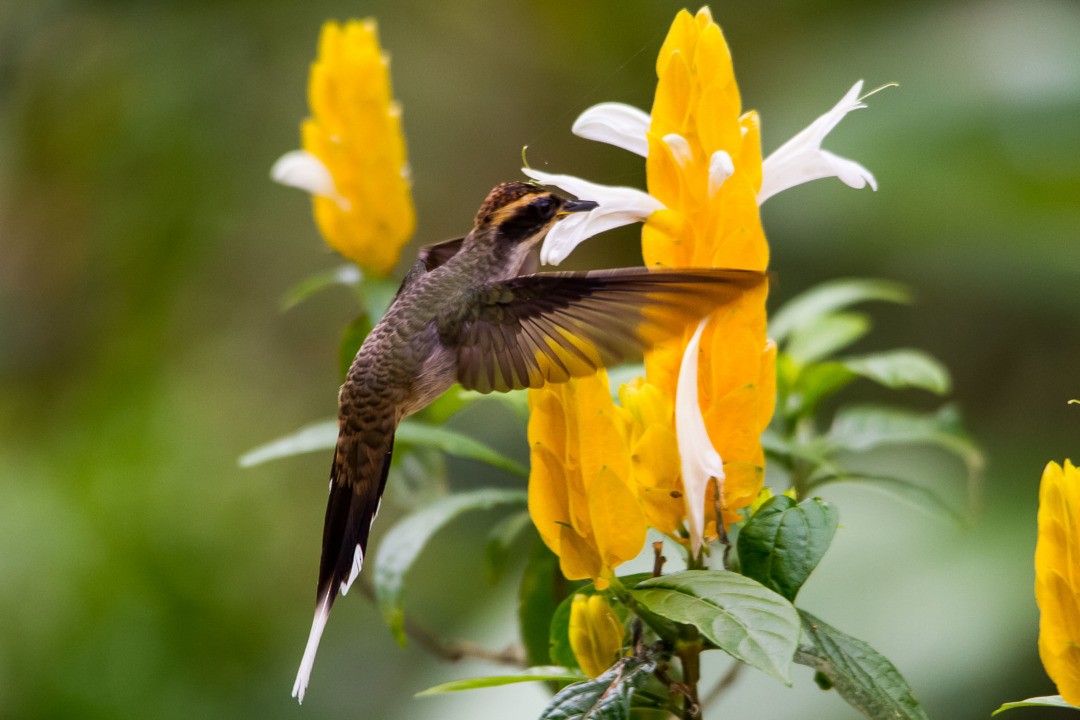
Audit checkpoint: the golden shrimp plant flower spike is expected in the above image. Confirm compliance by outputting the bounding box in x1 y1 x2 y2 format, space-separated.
526 7 880 556
271 19 415 277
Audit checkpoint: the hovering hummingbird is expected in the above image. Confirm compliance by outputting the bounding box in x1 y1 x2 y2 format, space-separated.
292 181 766 701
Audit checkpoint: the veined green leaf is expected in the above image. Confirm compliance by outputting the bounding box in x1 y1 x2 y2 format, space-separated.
374 489 527 646
632 570 799 683
839 349 951 395
786 312 871 365
786 361 859 419
484 510 533 585
737 496 838 601
823 404 984 474
396 419 528 476
539 656 656 720
416 666 588 696
807 472 966 524
238 419 337 467
771 279 910 344
239 417 528 476
993 695 1079 715
280 264 362 311
795 609 929 720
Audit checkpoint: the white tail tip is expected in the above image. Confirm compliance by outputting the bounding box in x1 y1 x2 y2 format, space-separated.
292 596 331 704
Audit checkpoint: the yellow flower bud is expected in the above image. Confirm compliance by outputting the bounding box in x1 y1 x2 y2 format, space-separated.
568 594 625 678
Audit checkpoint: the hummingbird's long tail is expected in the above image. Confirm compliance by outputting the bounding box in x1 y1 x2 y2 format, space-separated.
292 419 397 703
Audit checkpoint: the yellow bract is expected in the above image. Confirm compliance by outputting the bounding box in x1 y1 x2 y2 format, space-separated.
1036 459 1080 705
527 372 647 587
642 7 774 531
302 20 415 275
569 594 625 678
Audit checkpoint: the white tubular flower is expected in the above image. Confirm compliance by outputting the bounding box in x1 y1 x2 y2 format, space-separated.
675 319 725 555
571 102 650 157
522 168 665 266
758 81 878 204
270 149 350 210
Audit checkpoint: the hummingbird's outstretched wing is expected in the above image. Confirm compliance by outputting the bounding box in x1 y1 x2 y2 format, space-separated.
443 267 766 393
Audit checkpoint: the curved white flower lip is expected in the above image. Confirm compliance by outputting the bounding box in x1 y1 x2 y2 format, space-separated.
522 167 665 266
676 319 725 555
271 149 350 210
758 80 878 204
572 102 650 157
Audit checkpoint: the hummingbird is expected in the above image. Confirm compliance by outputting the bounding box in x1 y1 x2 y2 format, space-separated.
292 181 766 701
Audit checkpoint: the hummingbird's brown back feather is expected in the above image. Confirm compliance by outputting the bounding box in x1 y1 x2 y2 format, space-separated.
440 267 766 394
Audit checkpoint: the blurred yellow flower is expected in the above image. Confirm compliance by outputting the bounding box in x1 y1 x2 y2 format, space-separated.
569 594 625 678
272 19 415 276
528 371 647 587
1036 459 1080 705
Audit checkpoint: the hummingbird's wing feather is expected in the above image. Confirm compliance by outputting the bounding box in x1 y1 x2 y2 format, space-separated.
449 267 766 393
417 236 466 271
293 418 396 703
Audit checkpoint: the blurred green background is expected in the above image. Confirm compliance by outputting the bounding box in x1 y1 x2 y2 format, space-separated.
2 0 1078 717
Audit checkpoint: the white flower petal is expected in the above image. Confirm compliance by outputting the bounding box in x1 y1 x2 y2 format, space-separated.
708 150 734 197
572 102 651 157
271 150 350 210
758 80 877 204
676 319 725 555
522 168 665 265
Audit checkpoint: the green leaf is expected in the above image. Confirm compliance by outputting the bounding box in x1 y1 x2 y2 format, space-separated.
808 472 966 524
416 666 588 696
280 264 362 311
339 312 374 379
396 419 528 476
786 312 871 365
786 361 859 418
539 656 656 720
632 570 799 683
238 419 337 467
795 609 929 720
519 541 565 668
484 510 533 585
737 496 839 601
771 279 911 344
994 696 1080 715
374 489 527 646
840 349 951 395
239 417 528 476
823 404 984 478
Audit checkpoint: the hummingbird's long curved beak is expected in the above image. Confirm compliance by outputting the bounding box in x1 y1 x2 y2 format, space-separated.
559 199 599 215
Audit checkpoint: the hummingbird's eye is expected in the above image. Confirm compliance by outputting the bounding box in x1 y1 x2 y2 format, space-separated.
534 196 556 220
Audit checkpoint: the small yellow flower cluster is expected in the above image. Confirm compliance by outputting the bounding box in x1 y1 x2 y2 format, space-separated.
1036 459 1080 704
568 594 625 678
528 371 650 586
300 20 415 275
642 8 775 532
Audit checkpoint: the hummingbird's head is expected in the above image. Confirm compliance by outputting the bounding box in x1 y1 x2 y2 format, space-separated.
473 182 597 250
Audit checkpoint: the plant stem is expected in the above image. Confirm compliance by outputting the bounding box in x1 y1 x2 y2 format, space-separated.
677 635 702 720
356 578 524 666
